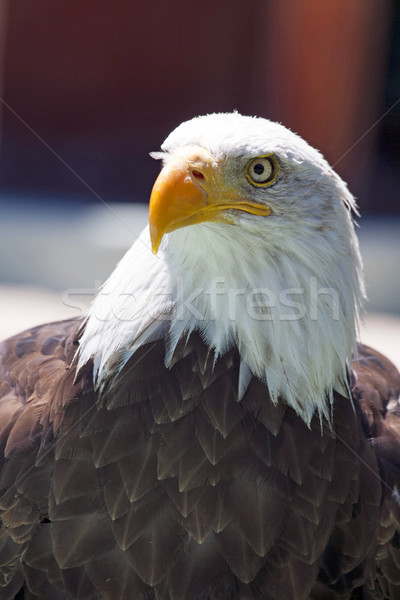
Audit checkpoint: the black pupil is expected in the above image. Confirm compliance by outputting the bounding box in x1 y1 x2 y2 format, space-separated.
253 163 265 175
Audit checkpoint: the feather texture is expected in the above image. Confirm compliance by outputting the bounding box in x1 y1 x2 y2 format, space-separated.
0 320 399 599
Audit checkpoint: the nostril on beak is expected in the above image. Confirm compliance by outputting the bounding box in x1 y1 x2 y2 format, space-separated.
192 169 205 181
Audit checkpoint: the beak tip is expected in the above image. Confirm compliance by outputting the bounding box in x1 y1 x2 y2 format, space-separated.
150 228 161 255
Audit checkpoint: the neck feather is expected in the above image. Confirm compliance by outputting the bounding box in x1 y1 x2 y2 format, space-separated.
78 208 364 425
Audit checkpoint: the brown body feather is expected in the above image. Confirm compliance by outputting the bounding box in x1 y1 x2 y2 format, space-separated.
0 318 399 599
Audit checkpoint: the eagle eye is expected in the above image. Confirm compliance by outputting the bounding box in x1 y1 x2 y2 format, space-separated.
246 155 278 187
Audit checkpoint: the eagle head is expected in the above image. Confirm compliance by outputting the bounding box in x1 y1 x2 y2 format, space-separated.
79 113 365 424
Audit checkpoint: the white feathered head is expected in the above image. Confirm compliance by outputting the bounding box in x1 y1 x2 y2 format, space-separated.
79 113 365 423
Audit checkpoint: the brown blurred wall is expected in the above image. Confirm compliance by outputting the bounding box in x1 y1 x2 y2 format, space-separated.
0 0 396 212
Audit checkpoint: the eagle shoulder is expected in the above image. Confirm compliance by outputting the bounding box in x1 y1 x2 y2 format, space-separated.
0 318 84 598
351 344 400 595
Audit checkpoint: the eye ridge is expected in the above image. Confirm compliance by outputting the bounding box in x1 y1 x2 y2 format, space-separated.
246 155 278 187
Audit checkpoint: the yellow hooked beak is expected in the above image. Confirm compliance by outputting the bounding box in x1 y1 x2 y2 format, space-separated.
148 147 271 254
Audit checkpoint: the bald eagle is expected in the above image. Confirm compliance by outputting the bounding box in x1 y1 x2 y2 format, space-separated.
1 113 400 600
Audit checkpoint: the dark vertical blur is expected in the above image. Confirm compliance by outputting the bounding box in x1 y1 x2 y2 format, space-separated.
0 0 398 212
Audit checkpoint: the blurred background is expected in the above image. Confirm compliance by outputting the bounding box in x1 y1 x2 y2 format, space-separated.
0 0 399 365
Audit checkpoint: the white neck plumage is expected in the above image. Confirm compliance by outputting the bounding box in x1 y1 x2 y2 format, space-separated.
78 185 364 425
